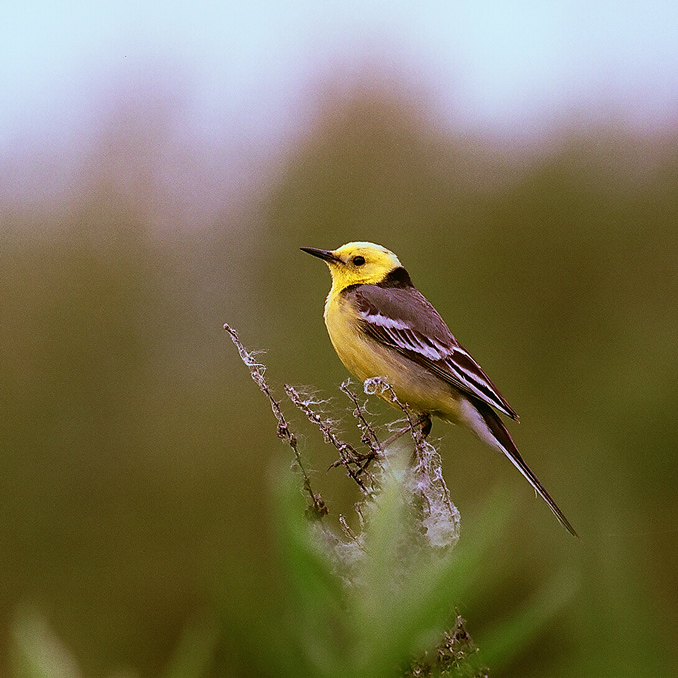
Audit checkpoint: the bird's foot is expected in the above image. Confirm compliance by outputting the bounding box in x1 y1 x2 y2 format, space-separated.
381 413 432 447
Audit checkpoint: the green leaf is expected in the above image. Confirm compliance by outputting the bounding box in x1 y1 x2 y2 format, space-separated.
162 613 220 678
348 448 511 678
10 607 82 678
476 569 578 671
272 464 350 678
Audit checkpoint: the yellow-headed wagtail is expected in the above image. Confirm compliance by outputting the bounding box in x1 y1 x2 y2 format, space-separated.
301 241 577 536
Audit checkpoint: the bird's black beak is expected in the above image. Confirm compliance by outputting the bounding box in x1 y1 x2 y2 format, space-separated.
300 247 341 264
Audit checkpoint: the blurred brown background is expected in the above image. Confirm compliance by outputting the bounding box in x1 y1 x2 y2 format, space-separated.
2 4 678 676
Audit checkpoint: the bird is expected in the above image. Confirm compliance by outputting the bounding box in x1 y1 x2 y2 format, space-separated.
301 241 577 537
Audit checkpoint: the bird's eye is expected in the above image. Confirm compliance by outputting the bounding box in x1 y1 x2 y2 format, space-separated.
352 256 366 266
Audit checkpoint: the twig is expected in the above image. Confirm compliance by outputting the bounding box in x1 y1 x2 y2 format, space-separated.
284 384 375 494
406 615 488 677
363 377 428 456
379 414 430 449
338 515 363 548
339 380 383 461
362 377 459 549
224 324 327 519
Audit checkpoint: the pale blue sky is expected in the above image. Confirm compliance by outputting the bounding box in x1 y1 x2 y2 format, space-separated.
2 1 678 155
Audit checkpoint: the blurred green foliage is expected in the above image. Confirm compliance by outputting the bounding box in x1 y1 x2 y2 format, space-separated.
1 82 677 676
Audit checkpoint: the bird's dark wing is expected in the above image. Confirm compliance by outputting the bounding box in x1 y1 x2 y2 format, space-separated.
351 283 519 420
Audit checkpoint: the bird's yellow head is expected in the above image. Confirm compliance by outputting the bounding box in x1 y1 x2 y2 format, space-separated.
301 242 403 290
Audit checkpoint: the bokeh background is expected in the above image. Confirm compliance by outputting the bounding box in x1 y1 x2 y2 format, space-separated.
2 2 678 676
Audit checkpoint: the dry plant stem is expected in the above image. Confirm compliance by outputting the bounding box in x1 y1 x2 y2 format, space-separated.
367 378 429 456
406 615 488 678
338 514 363 548
339 380 383 459
380 414 431 449
364 377 460 550
284 384 374 494
223 324 327 518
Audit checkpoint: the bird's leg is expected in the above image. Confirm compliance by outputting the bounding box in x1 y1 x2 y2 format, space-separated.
420 414 432 439
381 413 432 447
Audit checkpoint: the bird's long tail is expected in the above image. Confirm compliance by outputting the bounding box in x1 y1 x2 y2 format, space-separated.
469 401 578 537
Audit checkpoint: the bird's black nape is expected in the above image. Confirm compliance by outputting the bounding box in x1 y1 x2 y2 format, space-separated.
377 266 414 289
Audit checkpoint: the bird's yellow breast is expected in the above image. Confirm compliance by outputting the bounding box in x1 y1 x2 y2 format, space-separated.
323 289 464 421
324 291 388 382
